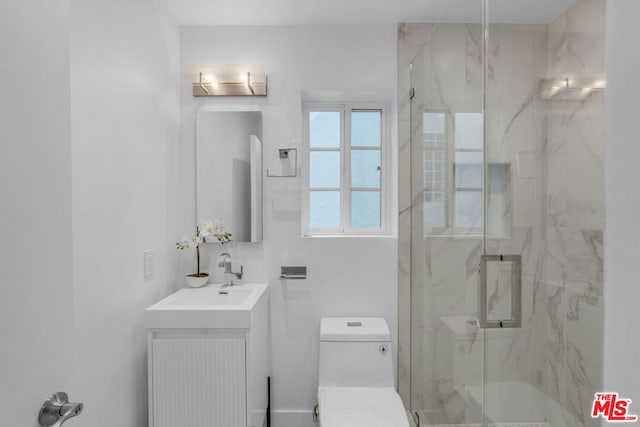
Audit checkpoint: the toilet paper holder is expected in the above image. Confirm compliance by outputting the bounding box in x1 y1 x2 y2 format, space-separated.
280 266 307 279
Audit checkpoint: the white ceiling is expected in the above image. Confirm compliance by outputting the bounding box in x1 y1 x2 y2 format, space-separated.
163 0 578 26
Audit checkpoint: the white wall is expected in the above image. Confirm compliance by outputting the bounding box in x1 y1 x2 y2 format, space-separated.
179 25 398 425
69 1 180 426
0 1 74 426
603 0 640 407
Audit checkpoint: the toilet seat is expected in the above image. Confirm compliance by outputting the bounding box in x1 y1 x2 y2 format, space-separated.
318 386 410 427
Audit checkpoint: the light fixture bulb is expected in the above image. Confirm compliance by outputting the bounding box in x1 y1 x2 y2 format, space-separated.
581 88 593 98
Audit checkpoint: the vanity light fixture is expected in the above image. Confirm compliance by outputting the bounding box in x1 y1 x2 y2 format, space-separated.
186 64 267 97
540 74 606 100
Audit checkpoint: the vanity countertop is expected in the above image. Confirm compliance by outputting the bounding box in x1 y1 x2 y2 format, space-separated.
144 283 269 329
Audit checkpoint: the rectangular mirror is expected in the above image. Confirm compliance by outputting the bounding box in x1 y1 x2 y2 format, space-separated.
196 110 263 243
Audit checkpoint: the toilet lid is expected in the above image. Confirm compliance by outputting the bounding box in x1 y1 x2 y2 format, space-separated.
318 387 410 427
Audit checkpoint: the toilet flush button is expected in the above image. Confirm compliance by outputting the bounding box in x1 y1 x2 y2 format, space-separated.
379 344 388 354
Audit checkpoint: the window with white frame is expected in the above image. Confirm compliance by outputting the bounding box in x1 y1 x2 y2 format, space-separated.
423 113 448 230
423 111 510 236
303 103 388 235
453 112 484 232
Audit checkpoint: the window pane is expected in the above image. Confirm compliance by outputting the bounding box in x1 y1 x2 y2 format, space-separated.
455 112 483 149
310 151 340 188
309 111 340 148
424 191 446 229
455 152 483 189
424 149 446 189
351 191 381 228
351 150 381 188
455 191 483 229
351 111 381 147
423 112 446 148
309 191 341 228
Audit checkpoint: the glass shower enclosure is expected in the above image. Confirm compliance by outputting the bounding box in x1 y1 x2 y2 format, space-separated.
401 1 605 426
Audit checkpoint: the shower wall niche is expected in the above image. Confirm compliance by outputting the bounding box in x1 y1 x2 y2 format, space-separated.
398 1 604 426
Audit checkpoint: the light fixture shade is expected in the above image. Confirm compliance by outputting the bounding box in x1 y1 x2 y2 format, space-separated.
540 73 605 100
185 64 267 97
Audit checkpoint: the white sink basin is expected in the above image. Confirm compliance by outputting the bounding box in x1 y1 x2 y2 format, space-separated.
145 283 269 329
167 287 254 306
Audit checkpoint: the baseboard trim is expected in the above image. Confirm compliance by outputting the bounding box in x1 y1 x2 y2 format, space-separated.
270 410 315 427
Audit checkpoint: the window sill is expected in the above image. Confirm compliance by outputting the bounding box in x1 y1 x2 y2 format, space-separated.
423 233 510 240
302 233 396 239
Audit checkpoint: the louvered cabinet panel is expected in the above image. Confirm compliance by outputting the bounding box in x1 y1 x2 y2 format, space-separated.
152 338 246 427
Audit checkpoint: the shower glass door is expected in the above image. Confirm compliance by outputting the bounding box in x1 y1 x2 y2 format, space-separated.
408 1 486 424
408 1 605 426
480 8 548 426
482 1 605 426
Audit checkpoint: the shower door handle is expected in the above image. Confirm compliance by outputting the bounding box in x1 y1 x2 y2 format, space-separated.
478 254 522 329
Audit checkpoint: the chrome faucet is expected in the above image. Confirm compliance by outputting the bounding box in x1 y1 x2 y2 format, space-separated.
217 252 243 287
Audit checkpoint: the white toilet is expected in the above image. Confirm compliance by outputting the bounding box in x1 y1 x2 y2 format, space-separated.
317 317 410 427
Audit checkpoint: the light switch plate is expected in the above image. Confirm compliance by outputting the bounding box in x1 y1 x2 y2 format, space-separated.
144 249 154 281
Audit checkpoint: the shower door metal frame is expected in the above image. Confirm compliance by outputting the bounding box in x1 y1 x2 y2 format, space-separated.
478 254 522 329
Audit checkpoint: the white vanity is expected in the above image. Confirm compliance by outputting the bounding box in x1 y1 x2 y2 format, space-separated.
145 283 271 427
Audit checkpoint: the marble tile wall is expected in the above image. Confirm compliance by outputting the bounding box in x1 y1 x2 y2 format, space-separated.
398 1 604 426
543 2 604 426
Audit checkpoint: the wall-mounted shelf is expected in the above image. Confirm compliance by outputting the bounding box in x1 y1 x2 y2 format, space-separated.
267 148 297 178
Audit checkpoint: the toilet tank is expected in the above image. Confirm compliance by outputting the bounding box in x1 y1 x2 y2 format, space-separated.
318 318 394 387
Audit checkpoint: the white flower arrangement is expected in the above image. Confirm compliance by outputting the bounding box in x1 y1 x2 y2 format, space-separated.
200 218 233 244
176 218 232 277
175 234 202 250
176 218 232 250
